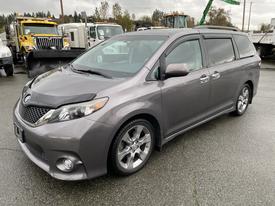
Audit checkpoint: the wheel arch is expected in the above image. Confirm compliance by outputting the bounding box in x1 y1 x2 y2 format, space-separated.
244 80 254 103
113 112 162 148
107 112 163 171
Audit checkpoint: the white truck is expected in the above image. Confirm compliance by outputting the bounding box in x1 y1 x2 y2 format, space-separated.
249 18 275 57
58 23 124 49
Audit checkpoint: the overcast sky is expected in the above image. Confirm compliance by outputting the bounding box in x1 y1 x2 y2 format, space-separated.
0 0 274 30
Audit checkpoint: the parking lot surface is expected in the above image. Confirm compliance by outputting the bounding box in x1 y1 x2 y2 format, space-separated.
0 63 275 205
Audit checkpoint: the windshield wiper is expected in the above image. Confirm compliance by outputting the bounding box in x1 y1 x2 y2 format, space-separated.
76 69 112 79
70 64 112 79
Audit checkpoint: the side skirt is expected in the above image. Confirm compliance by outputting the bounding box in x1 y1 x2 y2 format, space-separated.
161 107 235 146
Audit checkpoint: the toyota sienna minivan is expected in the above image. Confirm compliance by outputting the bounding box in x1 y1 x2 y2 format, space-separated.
13 27 260 180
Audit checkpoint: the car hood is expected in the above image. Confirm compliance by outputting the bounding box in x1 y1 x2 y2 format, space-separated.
23 68 125 108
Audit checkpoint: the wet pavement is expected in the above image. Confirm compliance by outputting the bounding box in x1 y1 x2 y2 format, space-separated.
0 62 275 205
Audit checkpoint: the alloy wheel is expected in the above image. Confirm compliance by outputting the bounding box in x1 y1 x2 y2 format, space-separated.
237 86 250 114
117 125 152 170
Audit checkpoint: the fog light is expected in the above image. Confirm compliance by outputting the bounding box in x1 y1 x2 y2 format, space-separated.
56 158 75 172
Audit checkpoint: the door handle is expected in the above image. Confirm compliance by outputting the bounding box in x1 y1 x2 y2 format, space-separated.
211 71 221 80
200 74 210 84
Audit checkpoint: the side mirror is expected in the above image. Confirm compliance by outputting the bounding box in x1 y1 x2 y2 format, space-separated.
98 30 105 40
165 63 189 78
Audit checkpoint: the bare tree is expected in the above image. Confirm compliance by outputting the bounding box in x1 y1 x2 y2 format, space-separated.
140 16 152 23
99 1 109 20
131 13 136 21
112 2 122 20
94 7 101 21
152 9 164 25
187 17 195 28
206 7 233 27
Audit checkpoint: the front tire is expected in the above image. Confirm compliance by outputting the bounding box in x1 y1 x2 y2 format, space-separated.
110 119 155 176
4 64 14 76
232 84 251 116
256 46 264 57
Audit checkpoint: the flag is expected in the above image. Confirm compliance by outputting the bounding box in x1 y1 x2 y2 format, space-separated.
222 0 240 5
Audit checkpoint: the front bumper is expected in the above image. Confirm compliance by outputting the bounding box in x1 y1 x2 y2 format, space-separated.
13 101 114 181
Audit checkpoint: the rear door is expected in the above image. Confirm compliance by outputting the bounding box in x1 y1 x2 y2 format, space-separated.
161 35 211 137
202 34 241 114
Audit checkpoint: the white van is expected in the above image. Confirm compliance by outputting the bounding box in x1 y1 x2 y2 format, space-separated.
58 23 124 49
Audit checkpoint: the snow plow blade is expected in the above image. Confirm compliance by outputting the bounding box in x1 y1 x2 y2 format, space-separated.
26 49 85 78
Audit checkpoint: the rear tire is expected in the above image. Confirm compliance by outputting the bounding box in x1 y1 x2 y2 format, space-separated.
232 84 251 116
110 119 155 176
256 46 264 57
4 64 14 76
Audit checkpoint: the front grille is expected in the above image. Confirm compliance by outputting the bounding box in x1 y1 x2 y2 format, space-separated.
19 102 50 124
35 37 63 50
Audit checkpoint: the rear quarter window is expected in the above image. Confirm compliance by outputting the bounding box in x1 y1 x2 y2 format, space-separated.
205 38 235 66
234 35 255 58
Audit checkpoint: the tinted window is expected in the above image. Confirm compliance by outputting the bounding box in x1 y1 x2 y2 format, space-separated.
166 40 203 72
234 35 255 58
205 38 235 66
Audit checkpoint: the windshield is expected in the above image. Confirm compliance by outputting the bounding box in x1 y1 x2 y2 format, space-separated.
23 23 58 35
97 26 123 39
163 16 186 28
72 35 167 78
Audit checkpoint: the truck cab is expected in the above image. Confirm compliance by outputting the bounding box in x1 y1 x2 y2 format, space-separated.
58 23 124 49
89 23 124 47
6 17 70 61
161 14 188 28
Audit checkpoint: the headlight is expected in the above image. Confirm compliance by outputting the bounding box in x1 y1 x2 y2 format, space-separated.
24 45 34 51
36 97 108 126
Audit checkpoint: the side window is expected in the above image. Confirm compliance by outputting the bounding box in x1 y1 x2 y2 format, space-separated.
70 32 74 41
90 26 96 39
149 61 160 80
166 40 203 72
205 38 235 66
234 35 255 58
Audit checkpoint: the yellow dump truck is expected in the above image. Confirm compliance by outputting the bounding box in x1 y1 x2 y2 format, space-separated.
6 16 83 77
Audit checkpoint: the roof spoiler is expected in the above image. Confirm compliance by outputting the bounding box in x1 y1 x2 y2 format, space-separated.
194 25 240 31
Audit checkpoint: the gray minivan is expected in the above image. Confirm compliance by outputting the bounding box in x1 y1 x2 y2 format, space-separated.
13 27 260 180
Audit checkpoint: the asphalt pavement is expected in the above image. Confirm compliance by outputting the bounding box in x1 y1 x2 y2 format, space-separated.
0 62 275 205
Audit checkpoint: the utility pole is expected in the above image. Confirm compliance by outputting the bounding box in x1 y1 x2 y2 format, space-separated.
60 0 64 23
247 1 252 31
81 11 88 49
242 0 246 31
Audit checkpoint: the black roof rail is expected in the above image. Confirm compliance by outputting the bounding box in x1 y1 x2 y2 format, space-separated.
194 25 240 32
